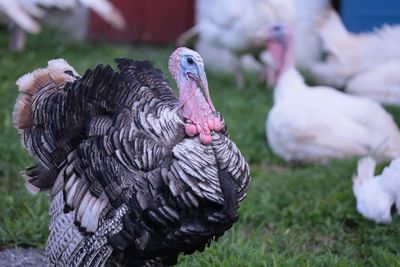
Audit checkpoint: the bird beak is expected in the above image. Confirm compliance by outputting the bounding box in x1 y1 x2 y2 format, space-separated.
256 27 286 85
187 65 216 111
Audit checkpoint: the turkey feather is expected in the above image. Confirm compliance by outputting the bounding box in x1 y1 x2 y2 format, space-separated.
14 49 251 266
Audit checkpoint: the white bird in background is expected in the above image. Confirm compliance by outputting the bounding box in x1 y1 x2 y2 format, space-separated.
263 23 400 164
0 0 126 50
178 0 295 89
353 156 400 224
309 9 400 105
345 61 400 106
292 0 329 71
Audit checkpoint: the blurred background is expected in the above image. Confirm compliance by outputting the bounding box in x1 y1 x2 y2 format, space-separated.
1 0 400 266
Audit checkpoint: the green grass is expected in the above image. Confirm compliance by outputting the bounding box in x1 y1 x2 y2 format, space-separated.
1 28 400 266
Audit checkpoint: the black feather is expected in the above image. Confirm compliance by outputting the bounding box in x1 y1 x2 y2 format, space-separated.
14 57 251 266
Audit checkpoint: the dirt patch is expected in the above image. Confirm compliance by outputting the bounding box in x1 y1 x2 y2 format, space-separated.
0 248 46 267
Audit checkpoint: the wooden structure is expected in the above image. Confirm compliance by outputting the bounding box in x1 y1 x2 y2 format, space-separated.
89 0 195 44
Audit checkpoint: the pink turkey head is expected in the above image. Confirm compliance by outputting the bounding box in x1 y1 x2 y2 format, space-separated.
168 47 223 144
263 23 294 85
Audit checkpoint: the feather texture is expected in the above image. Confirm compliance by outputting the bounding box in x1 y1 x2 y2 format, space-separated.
353 157 400 224
311 9 400 89
267 68 400 163
181 0 295 88
346 61 400 106
14 54 251 266
264 24 400 163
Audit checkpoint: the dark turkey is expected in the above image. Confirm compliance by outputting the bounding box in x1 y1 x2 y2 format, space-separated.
13 47 251 266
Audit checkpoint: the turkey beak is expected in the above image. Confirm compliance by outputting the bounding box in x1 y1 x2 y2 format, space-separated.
257 24 289 86
188 65 216 111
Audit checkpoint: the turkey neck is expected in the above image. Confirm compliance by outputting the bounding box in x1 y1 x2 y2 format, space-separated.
267 32 305 102
269 34 295 83
177 76 216 124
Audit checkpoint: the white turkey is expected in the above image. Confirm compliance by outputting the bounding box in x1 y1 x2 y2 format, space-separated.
262 23 400 163
345 61 400 106
292 0 330 71
309 9 400 105
0 0 125 50
13 47 251 266
353 156 400 224
178 0 295 89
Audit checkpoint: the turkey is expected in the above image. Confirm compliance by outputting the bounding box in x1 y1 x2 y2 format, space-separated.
345 61 400 106
292 0 329 71
178 0 294 89
262 23 400 163
353 156 400 224
309 9 400 105
13 47 251 266
0 0 125 50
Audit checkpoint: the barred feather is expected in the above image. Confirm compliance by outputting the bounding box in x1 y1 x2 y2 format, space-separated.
14 54 251 266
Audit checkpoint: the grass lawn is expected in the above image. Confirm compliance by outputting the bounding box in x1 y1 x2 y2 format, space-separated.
1 28 400 266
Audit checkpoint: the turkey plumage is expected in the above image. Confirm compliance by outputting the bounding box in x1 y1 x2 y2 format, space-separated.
13 48 251 266
262 24 400 163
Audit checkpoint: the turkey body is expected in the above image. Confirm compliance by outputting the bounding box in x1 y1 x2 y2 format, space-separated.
345 61 400 106
311 10 400 89
353 156 400 224
263 24 400 164
13 53 250 266
267 69 400 163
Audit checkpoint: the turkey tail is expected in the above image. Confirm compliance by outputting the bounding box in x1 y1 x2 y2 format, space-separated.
317 9 351 58
317 9 349 39
13 59 78 131
81 0 126 30
46 178 128 267
46 191 85 266
13 59 80 193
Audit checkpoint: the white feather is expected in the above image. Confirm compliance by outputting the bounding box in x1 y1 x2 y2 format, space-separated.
346 61 400 106
66 179 79 207
268 67 400 163
86 198 107 233
293 0 329 70
76 192 91 224
79 0 125 30
0 0 41 33
81 197 96 230
187 0 295 85
64 173 77 192
310 9 400 91
266 21 400 163
0 0 125 33
353 157 400 223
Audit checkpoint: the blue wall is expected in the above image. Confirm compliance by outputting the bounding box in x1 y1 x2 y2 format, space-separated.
340 0 400 32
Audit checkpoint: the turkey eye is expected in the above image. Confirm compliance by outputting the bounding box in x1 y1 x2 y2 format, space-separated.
187 57 194 65
273 25 282 32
